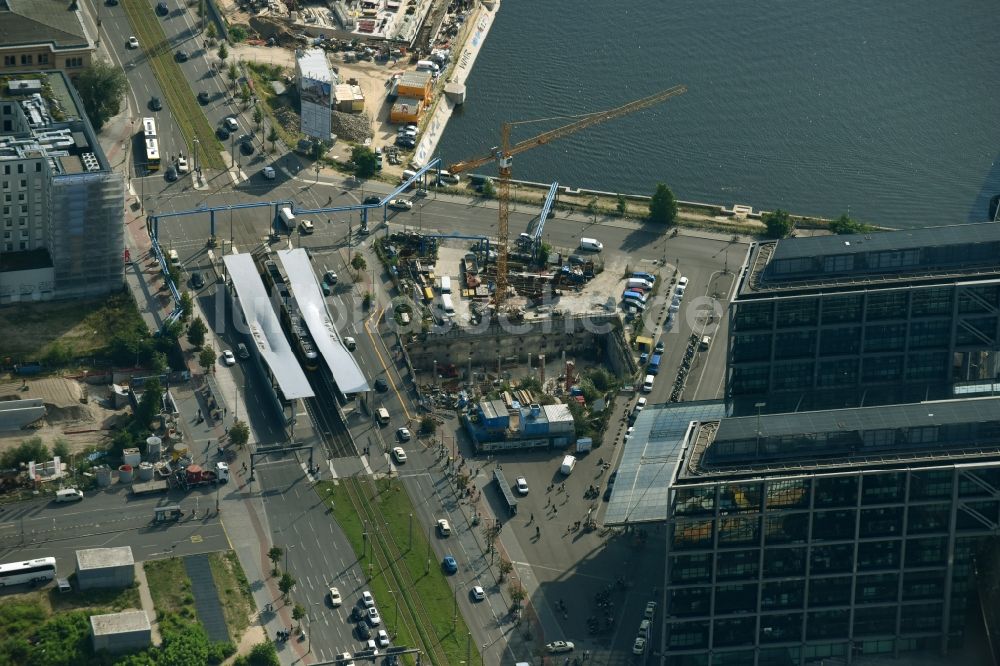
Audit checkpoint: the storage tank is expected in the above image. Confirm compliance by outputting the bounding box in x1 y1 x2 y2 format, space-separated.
122 447 141 467
118 464 134 484
94 465 112 487
171 444 188 461
136 462 155 481
146 436 162 460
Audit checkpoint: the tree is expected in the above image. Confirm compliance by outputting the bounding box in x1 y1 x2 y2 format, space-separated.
229 26 247 43
180 292 194 322
508 582 526 608
420 416 437 434
135 378 163 428
53 438 70 461
292 603 306 628
0 437 50 469
206 22 218 42
229 419 250 448
480 178 496 198
252 106 263 129
150 350 169 375
498 557 513 582
218 42 229 65
187 316 207 348
648 182 678 226
351 146 378 179
278 572 296 602
267 126 279 153
74 61 127 132
198 345 216 372
244 642 279 666
240 83 251 108
764 209 793 239
362 292 373 310
829 213 873 235
351 253 367 271
267 546 284 576
228 63 239 91
616 193 628 216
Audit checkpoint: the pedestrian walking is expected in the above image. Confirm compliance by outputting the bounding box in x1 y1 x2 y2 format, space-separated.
536 525 540 537
530 512 534 522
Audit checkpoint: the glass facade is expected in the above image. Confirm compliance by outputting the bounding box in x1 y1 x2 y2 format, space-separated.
729 282 1000 398
665 464 1000 665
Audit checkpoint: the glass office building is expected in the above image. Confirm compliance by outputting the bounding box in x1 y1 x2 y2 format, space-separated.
728 225 1000 414
663 396 1000 666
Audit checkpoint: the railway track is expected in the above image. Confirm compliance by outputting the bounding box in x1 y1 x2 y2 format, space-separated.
304 371 356 458
340 476 452 666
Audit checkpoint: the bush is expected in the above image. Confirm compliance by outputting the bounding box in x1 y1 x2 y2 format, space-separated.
648 183 678 226
763 209 793 238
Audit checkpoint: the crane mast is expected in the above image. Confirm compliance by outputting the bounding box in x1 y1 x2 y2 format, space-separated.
448 84 687 307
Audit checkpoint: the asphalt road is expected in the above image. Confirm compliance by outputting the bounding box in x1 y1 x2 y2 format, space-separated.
0 485 229 576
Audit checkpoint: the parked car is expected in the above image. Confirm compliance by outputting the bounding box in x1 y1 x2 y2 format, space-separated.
177 156 189 173
236 343 249 360
367 607 381 626
391 447 407 463
362 590 374 608
224 116 239 132
323 270 338 285
355 621 371 640
222 350 236 366
376 629 390 648
215 127 230 140
633 637 647 655
654 340 665 354
191 272 204 288
515 477 529 495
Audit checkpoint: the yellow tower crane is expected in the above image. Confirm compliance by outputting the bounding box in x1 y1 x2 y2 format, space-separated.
447 84 687 306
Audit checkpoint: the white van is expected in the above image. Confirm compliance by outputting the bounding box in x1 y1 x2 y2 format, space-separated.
437 169 460 184
441 293 455 315
627 278 654 291
439 275 452 294
579 237 604 252
560 455 577 475
167 249 179 264
56 488 84 503
279 206 296 227
416 60 440 73
377 407 390 425
643 374 655 393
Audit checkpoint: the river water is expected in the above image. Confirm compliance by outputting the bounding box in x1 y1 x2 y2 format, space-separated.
437 0 1000 228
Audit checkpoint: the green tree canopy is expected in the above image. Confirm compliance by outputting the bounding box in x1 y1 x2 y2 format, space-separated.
218 42 229 63
351 253 367 271
187 316 207 348
278 572 296 601
135 378 163 427
648 183 678 225
229 419 250 448
267 126 279 152
198 345 216 372
267 546 283 575
351 146 378 179
829 213 874 235
764 209 793 239
75 61 127 132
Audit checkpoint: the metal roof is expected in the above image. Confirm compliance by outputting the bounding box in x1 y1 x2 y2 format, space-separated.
0 0 89 49
771 222 1000 261
223 253 314 400
604 400 726 526
276 249 369 394
296 48 332 82
716 396 1000 442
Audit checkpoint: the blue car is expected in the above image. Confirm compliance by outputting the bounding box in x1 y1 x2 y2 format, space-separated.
443 556 458 574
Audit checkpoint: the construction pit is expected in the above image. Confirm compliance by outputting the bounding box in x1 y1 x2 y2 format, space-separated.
377 232 650 445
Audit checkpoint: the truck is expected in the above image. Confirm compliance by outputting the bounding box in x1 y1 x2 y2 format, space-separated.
181 464 219 488
132 479 169 495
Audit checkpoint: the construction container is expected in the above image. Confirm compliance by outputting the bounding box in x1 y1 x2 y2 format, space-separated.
390 96 423 124
334 84 365 112
122 448 141 468
136 462 155 482
118 465 134 484
478 399 510 430
544 404 575 434
520 404 550 436
398 71 432 102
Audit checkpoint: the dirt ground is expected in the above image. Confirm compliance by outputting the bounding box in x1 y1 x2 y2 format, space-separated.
0 377 125 454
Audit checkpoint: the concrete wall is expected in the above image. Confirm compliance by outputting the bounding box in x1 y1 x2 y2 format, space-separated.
77 564 134 591
407 314 627 376
0 398 45 431
0 266 55 303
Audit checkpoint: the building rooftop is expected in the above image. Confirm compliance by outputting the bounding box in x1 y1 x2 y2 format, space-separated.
0 0 90 50
738 222 1000 297
479 399 508 423
399 70 432 88
90 610 151 636
222 253 315 400
685 396 1000 479
0 72 109 174
542 403 573 425
275 249 368 394
76 546 134 570
296 48 332 82
604 400 726 525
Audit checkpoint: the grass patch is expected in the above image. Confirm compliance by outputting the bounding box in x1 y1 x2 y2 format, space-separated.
145 557 196 621
0 291 145 359
120 0 225 169
208 551 254 637
318 478 480 666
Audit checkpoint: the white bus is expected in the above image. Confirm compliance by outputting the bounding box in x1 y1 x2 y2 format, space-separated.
145 138 161 172
142 116 157 139
0 557 56 587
